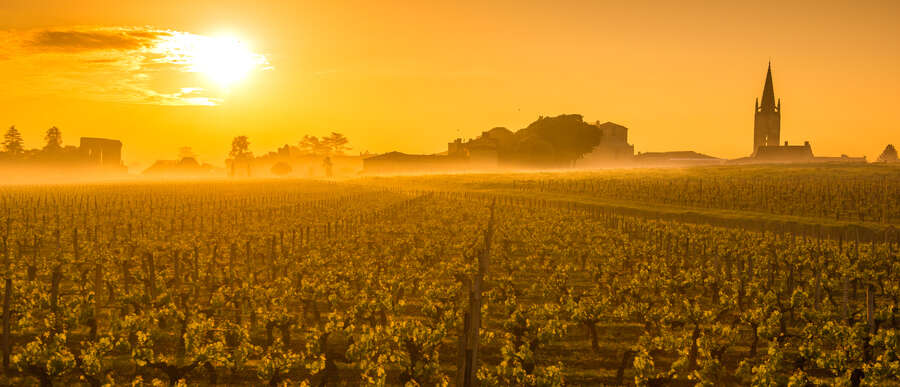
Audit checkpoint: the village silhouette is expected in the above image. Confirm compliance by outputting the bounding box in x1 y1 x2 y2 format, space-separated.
1 64 897 181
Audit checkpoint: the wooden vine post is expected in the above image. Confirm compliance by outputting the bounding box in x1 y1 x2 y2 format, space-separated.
457 202 495 387
73 227 79 261
2 277 10 372
882 176 887 224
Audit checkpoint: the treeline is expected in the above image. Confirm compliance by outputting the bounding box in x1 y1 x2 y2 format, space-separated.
227 133 354 177
228 132 352 161
0 126 80 163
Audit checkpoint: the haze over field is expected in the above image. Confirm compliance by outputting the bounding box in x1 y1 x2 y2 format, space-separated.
1 0 899 169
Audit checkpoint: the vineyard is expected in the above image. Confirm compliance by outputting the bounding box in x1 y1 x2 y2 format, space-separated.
0 165 899 386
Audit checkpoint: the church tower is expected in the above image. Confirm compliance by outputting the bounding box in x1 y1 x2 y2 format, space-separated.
753 63 781 155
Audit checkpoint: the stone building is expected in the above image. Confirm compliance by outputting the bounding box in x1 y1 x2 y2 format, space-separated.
447 127 515 169
364 115 636 174
578 121 635 165
754 141 814 162
743 64 865 164
79 137 123 167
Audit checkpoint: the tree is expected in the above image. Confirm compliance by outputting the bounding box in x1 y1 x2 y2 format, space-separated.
230 136 251 159
510 114 605 167
229 136 252 177
2 126 24 155
322 156 333 178
43 127 62 151
297 135 328 156
298 133 350 156
322 132 350 155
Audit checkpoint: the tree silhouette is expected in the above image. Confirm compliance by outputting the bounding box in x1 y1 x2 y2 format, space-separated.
322 156 333 178
298 133 350 156
298 135 329 156
519 114 602 164
506 114 606 167
2 126 24 155
230 136 251 159
44 126 62 151
229 136 252 177
322 132 350 155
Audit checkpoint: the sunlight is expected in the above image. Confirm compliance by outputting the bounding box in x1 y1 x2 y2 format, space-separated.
154 32 269 88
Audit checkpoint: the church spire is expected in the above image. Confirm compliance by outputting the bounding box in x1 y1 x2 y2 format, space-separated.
760 62 776 112
753 61 782 154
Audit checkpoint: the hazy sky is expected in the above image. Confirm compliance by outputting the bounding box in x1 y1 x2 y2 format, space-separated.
1 0 898 168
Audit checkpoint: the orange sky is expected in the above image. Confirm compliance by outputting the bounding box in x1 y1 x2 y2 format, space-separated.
1 0 898 169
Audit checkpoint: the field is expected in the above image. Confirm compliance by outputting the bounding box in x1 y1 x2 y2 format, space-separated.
0 164 898 386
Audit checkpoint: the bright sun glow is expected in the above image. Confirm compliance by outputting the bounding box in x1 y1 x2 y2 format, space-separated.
154 32 269 87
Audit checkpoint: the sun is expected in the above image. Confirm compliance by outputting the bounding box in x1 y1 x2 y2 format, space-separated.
156 32 269 88
190 36 264 87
